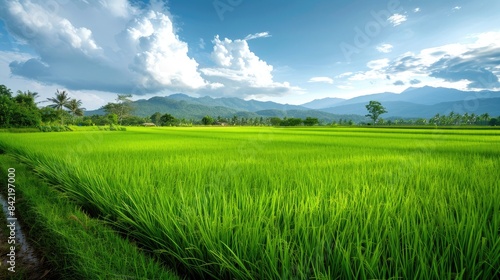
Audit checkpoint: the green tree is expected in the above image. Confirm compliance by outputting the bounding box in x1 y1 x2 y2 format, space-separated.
365 101 387 125
65 99 85 117
122 116 149 126
489 118 498 126
103 94 134 125
0 85 14 127
150 112 162 126
12 90 41 127
201 115 214 125
303 117 319 126
47 90 71 124
280 118 302 126
14 90 39 105
160 113 176 126
269 117 282 126
480 113 490 125
89 114 109 126
107 113 118 125
231 115 238 125
39 107 60 123
1 86 42 127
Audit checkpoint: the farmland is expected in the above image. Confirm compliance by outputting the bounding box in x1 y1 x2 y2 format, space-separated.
0 127 499 279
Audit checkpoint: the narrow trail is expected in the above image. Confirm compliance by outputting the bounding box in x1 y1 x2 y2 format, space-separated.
0 193 50 279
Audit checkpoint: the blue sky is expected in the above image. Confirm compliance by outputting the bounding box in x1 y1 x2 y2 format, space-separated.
0 0 499 109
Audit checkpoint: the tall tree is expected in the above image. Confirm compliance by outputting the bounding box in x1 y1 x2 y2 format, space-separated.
201 115 214 125
0 85 14 127
150 112 162 126
15 90 40 105
103 94 134 125
65 99 85 124
47 90 71 124
365 101 387 125
160 113 176 126
480 113 490 125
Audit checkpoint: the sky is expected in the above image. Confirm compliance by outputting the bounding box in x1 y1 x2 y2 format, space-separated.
0 0 499 110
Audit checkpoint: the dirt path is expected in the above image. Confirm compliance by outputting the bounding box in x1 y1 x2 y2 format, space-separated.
0 193 52 279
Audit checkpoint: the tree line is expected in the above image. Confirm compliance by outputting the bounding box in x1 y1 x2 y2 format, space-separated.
1 84 499 128
361 100 499 126
0 85 85 128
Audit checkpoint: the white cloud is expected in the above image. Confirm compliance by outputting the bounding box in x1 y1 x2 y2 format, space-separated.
414 8 421 13
3 1 102 56
367 59 390 70
376 43 393 53
200 35 300 98
340 32 500 91
127 10 207 90
0 0 207 94
337 85 354 90
335 72 353 78
244 32 271 41
453 6 462 11
99 0 136 18
308 77 333 84
388 14 407 26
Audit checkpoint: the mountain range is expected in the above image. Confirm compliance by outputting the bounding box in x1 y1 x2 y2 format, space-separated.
307 86 500 119
86 86 500 122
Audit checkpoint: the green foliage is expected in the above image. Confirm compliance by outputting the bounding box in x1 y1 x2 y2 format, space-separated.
47 90 70 110
280 117 302 126
121 115 148 126
489 118 498 126
303 117 319 126
103 94 134 125
37 125 72 132
10 104 42 127
0 84 13 97
0 154 181 279
201 115 214 125
160 113 177 126
106 113 118 125
87 114 109 126
150 112 162 126
40 107 60 123
65 98 85 117
365 100 388 124
269 117 282 126
0 85 42 127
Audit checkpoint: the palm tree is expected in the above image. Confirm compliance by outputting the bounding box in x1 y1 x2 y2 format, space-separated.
47 90 71 124
480 113 490 125
65 99 85 117
14 90 40 107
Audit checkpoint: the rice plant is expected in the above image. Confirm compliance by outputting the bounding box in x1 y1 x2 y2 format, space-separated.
0 127 499 279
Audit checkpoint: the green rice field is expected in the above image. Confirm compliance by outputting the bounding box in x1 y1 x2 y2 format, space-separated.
1 127 499 279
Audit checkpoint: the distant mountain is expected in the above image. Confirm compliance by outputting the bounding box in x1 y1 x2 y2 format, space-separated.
166 93 309 112
87 97 242 120
306 86 500 108
301 97 345 109
86 87 500 121
321 98 500 118
86 95 361 122
396 86 500 105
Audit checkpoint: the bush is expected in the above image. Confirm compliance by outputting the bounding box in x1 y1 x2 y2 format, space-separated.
38 125 51 132
38 125 73 132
